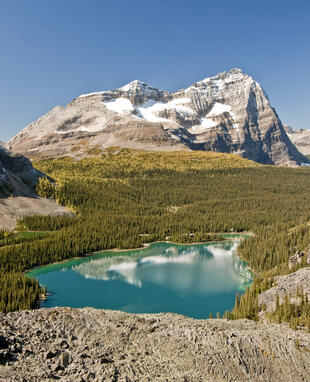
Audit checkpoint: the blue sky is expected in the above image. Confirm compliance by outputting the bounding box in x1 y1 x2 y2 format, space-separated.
0 0 309 142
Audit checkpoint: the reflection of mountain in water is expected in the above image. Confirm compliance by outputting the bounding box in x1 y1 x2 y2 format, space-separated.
231 256 253 284
72 241 252 292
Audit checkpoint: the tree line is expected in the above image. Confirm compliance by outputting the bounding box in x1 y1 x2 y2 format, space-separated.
1 150 310 325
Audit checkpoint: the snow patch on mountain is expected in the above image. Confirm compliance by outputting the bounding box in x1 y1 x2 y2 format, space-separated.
208 103 231 117
119 80 148 92
102 96 195 124
201 118 217 129
189 118 217 134
79 91 105 98
55 125 103 134
187 102 237 134
119 80 161 99
136 98 194 122
8 68 309 166
103 98 135 115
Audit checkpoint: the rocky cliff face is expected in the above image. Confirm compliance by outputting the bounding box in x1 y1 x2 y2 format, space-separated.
0 145 71 230
1 307 310 381
8 69 308 166
259 267 310 317
0 145 41 197
286 128 310 156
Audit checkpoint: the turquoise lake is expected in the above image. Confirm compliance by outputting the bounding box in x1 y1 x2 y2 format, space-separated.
27 237 253 319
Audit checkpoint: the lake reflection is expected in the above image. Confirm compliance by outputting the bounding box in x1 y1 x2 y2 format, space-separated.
28 240 252 318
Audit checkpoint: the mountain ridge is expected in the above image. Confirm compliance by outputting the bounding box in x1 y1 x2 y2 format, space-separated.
8 68 308 166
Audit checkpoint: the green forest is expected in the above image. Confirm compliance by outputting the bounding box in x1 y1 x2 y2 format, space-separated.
1 149 310 327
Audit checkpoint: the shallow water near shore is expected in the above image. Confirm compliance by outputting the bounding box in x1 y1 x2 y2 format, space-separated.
28 237 252 318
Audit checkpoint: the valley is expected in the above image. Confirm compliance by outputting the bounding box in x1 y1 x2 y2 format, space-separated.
2 1 310 380
2 138 310 381
1 150 310 327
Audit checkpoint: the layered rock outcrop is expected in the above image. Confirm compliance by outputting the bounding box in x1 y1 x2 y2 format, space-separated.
286 128 310 156
1 307 310 381
8 69 308 166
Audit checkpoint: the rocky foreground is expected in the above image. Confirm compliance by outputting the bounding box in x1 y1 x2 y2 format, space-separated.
1 308 310 381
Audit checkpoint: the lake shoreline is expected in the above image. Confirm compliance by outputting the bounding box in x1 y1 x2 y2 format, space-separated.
25 231 253 275
28 235 253 317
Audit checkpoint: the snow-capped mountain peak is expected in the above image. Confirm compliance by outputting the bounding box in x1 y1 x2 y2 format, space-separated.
8 69 308 166
119 80 151 91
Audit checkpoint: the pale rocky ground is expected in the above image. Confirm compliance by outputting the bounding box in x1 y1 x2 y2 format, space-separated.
1 307 310 382
258 267 310 318
0 144 73 230
0 196 72 231
8 69 307 166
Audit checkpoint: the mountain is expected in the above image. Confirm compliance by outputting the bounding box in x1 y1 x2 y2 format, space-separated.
8 68 308 166
285 128 310 156
0 144 41 197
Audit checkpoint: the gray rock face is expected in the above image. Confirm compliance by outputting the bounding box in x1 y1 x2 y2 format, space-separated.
288 250 306 269
1 307 310 382
0 144 41 196
8 69 308 166
286 129 310 156
0 144 72 230
259 268 310 316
